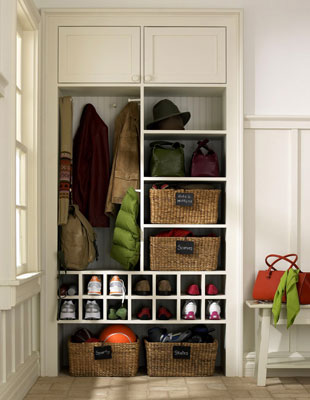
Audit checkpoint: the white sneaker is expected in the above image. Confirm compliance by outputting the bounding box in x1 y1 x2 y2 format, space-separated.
88 276 102 295
109 276 126 303
207 301 221 320
84 300 101 320
60 300 76 320
182 300 197 320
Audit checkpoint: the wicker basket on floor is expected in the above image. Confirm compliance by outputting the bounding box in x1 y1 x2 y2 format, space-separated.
150 236 220 271
145 339 218 377
68 339 140 377
149 188 221 224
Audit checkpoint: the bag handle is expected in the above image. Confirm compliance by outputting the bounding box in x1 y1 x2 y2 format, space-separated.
265 254 300 273
70 205 96 241
150 141 184 149
193 139 214 154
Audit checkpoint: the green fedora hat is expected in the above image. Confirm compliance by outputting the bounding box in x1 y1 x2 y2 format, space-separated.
147 99 191 129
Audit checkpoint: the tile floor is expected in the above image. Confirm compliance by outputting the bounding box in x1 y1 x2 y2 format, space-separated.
25 375 310 400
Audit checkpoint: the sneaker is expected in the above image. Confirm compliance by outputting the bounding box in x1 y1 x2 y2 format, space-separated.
109 276 126 303
60 300 76 320
157 306 172 320
88 276 102 295
116 305 127 320
207 301 221 320
182 300 197 320
137 307 151 320
108 308 118 320
85 300 101 320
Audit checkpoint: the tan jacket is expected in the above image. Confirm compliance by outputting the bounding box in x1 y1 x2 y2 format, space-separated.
105 102 140 216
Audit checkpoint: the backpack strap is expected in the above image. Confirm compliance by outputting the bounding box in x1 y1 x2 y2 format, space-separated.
70 205 96 242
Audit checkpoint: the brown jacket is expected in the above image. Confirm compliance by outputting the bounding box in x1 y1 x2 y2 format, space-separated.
105 102 140 217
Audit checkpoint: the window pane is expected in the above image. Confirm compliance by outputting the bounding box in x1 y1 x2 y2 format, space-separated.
16 149 26 206
16 92 22 141
16 33 22 90
16 208 27 269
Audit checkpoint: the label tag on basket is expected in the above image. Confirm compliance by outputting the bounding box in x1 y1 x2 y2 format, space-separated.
173 346 191 359
176 240 194 255
176 193 194 206
94 346 112 360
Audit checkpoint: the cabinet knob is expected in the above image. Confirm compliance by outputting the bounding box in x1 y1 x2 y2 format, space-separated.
144 75 152 82
131 75 140 82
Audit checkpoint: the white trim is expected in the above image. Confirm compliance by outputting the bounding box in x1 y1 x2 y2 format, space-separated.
0 73 8 97
0 352 39 400
18 0 40 30
244 115 310 130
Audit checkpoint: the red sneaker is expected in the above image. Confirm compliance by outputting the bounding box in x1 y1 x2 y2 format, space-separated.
157 306 173 320
137 307 151 320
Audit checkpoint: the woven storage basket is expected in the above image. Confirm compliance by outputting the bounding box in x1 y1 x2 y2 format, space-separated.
150 236 220 271
68 339 140 377
149 188 221 224
145 339 218 377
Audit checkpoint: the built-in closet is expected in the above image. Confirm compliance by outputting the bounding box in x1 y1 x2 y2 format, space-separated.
41 9 243 376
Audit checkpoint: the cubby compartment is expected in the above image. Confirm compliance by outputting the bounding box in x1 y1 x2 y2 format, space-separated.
58 299 79 321
205 274 226 296
107 299 128 321
206 299 225 320
132 274 153 296
83 274 103 296
144 228 226 272
156 274 177 296
156 299 177 321
58 274 79 298
144 181 226 225
144 135 226 178
132 299 153 321
181 299 201 320
107 274 128 296
181 274 202 296
83 299 103 320
144 87 226 131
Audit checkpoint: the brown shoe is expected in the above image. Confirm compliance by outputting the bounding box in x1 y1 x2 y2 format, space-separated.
157 280 172 295
134 279 151 295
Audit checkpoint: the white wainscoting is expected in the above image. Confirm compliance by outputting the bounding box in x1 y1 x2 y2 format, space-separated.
243 115 310 377
0 293 40 400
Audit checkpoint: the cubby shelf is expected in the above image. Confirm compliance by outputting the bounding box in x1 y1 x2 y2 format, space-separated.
58 319 227 325
144 177 227 182
143 224 227 229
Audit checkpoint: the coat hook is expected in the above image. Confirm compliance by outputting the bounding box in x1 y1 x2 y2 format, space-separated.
111 103 117 108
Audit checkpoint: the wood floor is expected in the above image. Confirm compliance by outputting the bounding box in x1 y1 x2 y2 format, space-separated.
25 375 310 399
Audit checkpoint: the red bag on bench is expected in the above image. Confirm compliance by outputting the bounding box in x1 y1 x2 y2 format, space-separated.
252 254 310 304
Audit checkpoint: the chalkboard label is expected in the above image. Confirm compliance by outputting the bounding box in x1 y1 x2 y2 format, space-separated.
176 240 194 255
173 346 191 359
94 346 112 360
176 193 194 206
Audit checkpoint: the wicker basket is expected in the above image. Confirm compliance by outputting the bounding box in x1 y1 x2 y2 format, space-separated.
149 188 221 224
150 236 220 271
145 339 218 377
68 339 140 377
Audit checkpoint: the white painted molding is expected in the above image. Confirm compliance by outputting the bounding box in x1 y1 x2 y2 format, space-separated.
0 73 8 97
0 352 39 400
244 115 310 130
18 0 40 29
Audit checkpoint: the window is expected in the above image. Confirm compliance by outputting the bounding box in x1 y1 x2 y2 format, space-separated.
15 5 38 275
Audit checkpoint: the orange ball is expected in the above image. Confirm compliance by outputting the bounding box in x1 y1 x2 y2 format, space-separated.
99 325 136 343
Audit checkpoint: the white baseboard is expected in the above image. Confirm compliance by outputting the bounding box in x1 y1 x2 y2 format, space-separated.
244 351 310 377
0 352 40 400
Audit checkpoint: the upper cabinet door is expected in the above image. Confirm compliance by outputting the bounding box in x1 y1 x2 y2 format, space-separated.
58 27 141 83
144 27 226 84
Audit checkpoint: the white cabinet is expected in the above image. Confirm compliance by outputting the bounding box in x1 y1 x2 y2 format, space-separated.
58 27 141 83
144 27 226 84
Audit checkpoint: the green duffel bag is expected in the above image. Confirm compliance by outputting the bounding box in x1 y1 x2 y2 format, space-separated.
150 141 185 177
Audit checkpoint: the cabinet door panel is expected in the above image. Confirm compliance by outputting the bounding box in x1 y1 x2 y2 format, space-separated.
144 27 226 83
58 27 140 83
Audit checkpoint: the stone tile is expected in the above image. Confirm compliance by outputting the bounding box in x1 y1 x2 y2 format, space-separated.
189 389 231 397
206 383 227 390
148 390 169 399
29 383 52 394
248 389 272 397
229 389 251 398
168 390 190 398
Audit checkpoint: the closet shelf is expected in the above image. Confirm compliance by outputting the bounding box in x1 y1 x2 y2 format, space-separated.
144 177 227 182
59 270 227 275
143 224 227 229
57 319 227 325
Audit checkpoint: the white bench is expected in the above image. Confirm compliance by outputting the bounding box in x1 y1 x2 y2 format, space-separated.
246 300 310 386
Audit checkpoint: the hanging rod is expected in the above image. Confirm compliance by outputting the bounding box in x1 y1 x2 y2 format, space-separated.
128 98 141 103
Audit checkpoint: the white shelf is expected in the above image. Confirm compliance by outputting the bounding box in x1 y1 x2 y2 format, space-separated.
58 319 227 325
144 224 226 229
59 270 226 275
144 177 227 182
144 129 226 135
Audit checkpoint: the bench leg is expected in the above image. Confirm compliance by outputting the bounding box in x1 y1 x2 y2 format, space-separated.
255 308 271 386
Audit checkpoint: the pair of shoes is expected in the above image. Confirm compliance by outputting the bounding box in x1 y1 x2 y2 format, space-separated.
59 284 78 297
88 276 102 295
108 305 127 320
109 276 126 303
137 306 173 320
182 300 197 320
85 300 101 320
186 283 218 295
60 300 76 320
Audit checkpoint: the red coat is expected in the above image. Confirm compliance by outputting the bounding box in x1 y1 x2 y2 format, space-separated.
73 104 110 227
